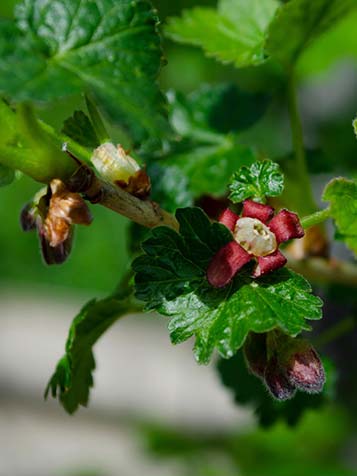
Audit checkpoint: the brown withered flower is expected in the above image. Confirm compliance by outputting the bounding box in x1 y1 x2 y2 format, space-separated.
21 179 92 265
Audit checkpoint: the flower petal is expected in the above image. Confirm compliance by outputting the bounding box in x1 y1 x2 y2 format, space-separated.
242 199 274 223
253 250 287 278
207 241 251 288
268 209 304 243
218 208 239 231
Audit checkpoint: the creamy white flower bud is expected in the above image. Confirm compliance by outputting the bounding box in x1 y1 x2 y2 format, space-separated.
91 142 140 183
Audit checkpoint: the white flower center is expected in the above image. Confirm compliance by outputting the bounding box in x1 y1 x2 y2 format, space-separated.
233 217 277 256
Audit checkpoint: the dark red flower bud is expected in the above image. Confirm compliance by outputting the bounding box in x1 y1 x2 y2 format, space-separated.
242 199 274 224
264 356 296 401
218 208 239 231
268 209 304 243
38 224 73 265
243 332 267 379
282 340 325 393
207 241 251 288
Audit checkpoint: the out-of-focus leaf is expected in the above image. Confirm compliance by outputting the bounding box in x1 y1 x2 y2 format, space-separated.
298 10 357 77
165 0 279 68
266 0 357 66
217 351 336 427
0 0 170 146
323 178 357 255
62 111 99 149
0 163 15 187
133 207 322 364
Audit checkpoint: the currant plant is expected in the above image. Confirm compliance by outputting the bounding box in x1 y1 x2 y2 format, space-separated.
0 0 356 425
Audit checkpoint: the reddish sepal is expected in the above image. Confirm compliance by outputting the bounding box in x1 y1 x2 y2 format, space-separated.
242 199 274 224
264 357 296 401
218 208 239 232
285 345 325 393
269 209 304 243
253 250 287 278
207 241 251 288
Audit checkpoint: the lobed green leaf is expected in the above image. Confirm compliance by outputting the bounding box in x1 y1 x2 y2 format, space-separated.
46 295 131 414
229 159 284 203
165 0 279 68
133 207 322 364
323 178 357 255
0 0 170 146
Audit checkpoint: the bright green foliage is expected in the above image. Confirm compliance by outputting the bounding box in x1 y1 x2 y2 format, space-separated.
323 178 357 255
266 0 357 66
229 160 284 203
0 0 169 145
133 207 322 364
218 352 336 427
161 87 258 198
353 116 357 138
165 0 279 68
62 111 100 149
46 295 131 413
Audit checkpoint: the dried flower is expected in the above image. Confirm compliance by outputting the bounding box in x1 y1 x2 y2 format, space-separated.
20 179 92 265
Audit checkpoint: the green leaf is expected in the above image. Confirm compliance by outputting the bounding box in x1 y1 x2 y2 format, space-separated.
266 0 357 66
62 111 99 149
0 164 16 187
133 207 322 364
0 0 169 145
148 163 194 213
353 116 357 139
322 178 357 255
229 159 284 203
161 88 258 198
217 351 336 427
165 0 279 68
45 295 131 414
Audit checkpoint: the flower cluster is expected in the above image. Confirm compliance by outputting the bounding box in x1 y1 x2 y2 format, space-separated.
21 179 92 264
207 199 304 288
244 332 325 400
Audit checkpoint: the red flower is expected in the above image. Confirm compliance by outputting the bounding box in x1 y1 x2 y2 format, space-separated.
207 199 304 288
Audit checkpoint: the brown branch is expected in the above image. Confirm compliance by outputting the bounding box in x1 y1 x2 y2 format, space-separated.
85 176 179 231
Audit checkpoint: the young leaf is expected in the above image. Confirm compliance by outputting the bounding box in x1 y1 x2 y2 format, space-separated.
266 0 356 66
165 0 279 68
229 160 284 203
62 111 99 149
45 295 131 414
0 0 169 145
217 351 335 427
133 207 322 364
322 178 357 255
